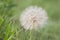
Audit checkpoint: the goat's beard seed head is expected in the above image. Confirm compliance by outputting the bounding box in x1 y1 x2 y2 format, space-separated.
20 6 48 30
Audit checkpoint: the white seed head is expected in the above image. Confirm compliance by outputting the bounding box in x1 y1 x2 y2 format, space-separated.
20 6 48 30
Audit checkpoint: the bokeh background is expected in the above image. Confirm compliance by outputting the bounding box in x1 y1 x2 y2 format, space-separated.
0 0 60 40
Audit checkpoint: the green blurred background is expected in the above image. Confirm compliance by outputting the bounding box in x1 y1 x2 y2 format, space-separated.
0 0 60 40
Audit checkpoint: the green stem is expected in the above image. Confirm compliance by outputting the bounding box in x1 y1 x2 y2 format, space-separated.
29 30 32 40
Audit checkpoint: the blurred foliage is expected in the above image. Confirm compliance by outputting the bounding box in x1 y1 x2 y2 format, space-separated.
0 0 18 40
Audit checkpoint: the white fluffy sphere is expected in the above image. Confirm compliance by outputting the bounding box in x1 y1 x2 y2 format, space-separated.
20 6 48 30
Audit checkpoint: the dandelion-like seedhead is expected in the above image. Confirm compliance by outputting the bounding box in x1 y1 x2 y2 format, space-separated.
20 6 48 30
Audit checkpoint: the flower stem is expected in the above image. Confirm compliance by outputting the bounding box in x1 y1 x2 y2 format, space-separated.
29 30 32 40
